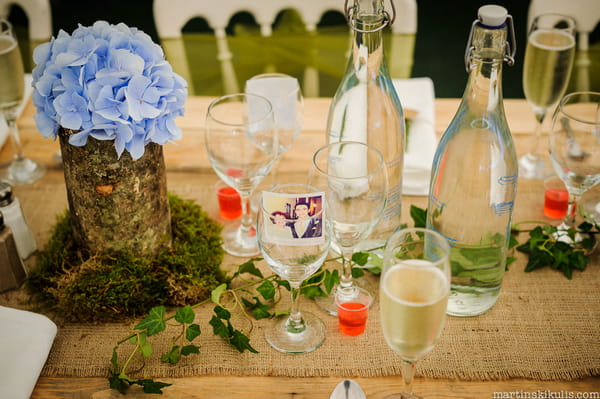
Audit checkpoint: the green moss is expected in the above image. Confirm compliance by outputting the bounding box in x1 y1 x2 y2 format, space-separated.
27 194 226 323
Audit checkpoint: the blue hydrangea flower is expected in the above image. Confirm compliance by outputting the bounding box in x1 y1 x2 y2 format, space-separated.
31 21 187 160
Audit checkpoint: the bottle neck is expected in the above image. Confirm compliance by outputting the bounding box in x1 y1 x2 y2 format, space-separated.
349 0 387 80
463 24 507 113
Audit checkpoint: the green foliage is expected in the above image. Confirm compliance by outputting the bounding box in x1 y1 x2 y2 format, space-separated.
26 194 226 322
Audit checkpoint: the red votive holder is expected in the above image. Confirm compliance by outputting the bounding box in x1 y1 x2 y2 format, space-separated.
335 288 373 337
544 177 568 219
215 180 242 220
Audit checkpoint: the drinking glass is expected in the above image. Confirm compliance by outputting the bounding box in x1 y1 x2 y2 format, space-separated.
257 183 330 353
518 13 576 179
308 141 388 315
380 228 451 399
0 18 46 185
549 91 600 230
205 93 278 257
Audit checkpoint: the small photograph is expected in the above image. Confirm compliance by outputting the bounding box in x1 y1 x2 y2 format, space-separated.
261 191 325 245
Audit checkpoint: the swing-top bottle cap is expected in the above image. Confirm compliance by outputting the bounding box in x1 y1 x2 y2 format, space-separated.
478 5 508 27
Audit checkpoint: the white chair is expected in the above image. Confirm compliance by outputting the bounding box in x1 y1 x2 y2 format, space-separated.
153 0 417 97
0 0 52 69
528 0 600 91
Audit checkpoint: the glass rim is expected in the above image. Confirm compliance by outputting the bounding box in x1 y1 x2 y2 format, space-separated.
558 91 600 126
384 227 451 260
311 140 387 180
530 13 576 28
207 93 273 127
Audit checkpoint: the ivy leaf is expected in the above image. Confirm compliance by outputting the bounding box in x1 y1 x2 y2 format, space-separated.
211 283 227 304
181 344 200 356
236 258 264 278
256 280 275 300
134 306 166 336
230 330 259 353
241 296 272 320
410 205 427 228
324 269 339 295
274 279 291 291
175 305 195 324
186 323 201 341
352 252 370 266
140 343 153 358
351 267 365 278
134 379 172 394
209 315 230 339
108 371 130 393
161 345 181 364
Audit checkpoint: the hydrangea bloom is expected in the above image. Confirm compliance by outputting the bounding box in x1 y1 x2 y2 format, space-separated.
32 21 187 160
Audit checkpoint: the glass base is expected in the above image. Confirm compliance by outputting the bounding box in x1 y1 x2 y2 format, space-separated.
264 311 325 354
382 393 422 399
2 158 46 186
315 285 372 316
221 220 259 257
518 153 552 180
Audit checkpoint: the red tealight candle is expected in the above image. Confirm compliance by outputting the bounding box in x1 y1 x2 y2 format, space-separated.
544 187 568 219
217 186 242 220
337 301 369 336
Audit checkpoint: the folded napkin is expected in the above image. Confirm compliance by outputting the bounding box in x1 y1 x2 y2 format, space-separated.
0 306 57 399
393 77 437 196
0 74 33 149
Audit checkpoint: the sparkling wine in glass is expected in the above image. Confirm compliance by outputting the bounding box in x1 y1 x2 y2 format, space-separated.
308 141 388 315
380 228 451 399
205 93 278 257
258 184 330 353
519 13 576 179
0 18 46 185
549 91 600 232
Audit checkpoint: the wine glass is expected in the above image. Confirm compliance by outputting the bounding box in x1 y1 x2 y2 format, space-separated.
205 93 278 257
308 141 388 315
257 183 330 353
0 18 46 185
245 73 303 157
380 228 451 399
518 13 576 179
549 91 600 230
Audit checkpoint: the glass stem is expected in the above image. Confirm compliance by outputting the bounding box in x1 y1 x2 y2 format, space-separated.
238 193 253 237
400 359 417 398
530 112 546 159
286 284 305 333
564 191 580 227
338 247 354 294
7 118 25 161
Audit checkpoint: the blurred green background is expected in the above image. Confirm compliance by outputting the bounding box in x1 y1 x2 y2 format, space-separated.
6 0 599 98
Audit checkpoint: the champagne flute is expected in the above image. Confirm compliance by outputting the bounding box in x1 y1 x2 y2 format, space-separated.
549 91 600 231
257 183 330 353
308 141 387 315
205 93 278 257
518 13 576 179
0 18 46 185
380 228 451 399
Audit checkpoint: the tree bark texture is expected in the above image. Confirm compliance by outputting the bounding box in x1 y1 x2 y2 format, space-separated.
58 128 171 256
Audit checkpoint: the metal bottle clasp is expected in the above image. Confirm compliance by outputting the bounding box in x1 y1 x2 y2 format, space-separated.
464 14 517 72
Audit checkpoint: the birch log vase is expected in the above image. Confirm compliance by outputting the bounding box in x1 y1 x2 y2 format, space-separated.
58 128 171 256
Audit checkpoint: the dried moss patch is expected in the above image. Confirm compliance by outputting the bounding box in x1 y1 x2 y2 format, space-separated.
27 194 226 323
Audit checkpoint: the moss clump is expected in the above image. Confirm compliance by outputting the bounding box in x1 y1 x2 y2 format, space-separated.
27 194 226 323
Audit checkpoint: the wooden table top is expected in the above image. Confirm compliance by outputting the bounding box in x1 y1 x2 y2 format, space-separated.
3 96 598 398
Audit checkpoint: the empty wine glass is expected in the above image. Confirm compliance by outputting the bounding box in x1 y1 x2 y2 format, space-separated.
519 13 576 179
549 91 600 231
308 141 388 315
205 93 278 257
0 18 45 185
380 228 451 399
257 183 330 353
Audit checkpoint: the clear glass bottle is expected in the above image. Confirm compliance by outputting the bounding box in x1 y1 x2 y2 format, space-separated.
0 212 27 292
326 0 405 251
0 181 37 259
426 5 518 317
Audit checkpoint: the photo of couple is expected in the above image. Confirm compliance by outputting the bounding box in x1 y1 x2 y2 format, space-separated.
262 191 324 245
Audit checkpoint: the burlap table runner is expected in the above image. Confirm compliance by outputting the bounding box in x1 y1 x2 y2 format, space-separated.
6 172 600 381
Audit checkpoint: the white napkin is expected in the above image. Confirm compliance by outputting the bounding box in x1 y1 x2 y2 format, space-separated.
0 74 33 149
393 77 437 196
0 305 57 399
